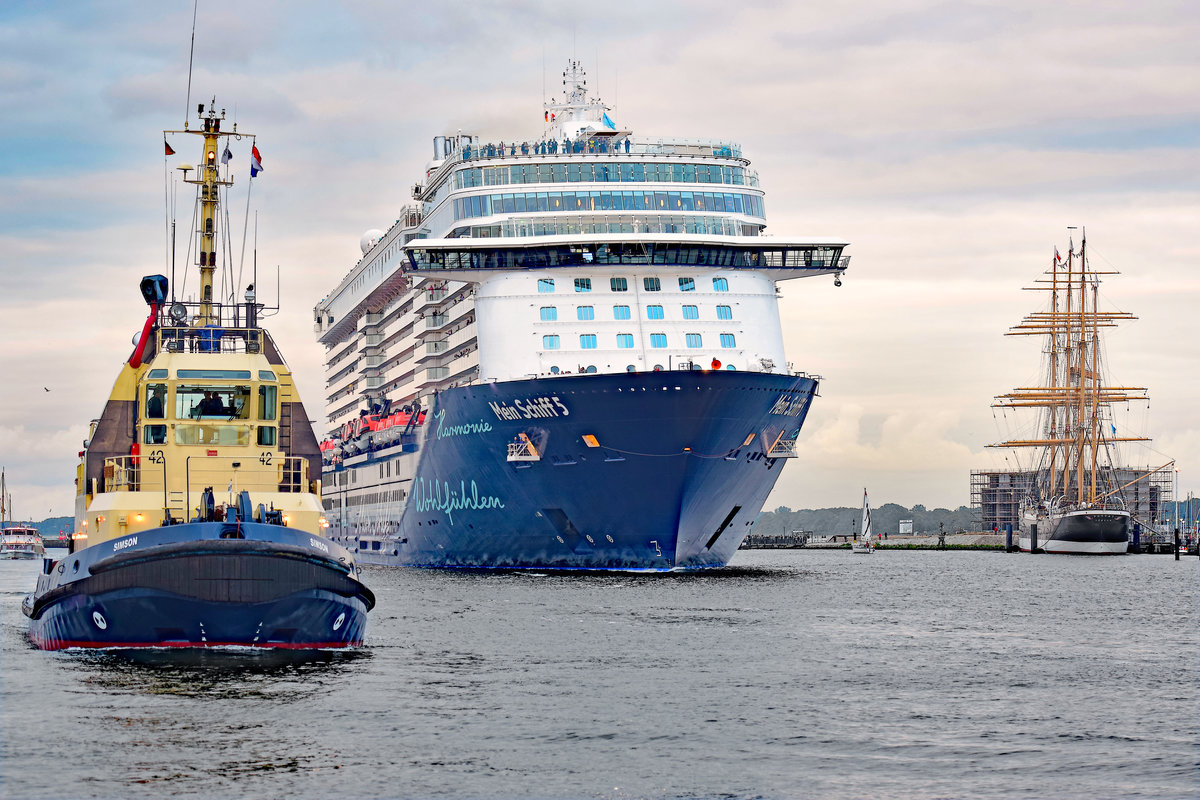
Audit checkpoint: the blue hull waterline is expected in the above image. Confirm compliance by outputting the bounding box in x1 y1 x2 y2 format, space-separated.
330 370 817 570
24 522 374 650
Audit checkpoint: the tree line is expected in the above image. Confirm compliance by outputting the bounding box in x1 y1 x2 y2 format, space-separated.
751 503 977 537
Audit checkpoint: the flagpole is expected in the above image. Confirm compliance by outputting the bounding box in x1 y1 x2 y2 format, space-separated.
237 146 254 303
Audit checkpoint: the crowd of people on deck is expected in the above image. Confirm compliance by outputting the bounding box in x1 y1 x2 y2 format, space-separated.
464 137 632 160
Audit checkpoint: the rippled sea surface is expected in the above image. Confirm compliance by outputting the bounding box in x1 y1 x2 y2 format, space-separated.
2 550 1196 799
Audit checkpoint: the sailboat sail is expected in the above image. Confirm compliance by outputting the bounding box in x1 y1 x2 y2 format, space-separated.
861 488 873 545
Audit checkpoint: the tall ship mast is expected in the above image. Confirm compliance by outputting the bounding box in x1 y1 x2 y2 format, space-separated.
991 231 1171 554
23 99 374 648
314 62 849 569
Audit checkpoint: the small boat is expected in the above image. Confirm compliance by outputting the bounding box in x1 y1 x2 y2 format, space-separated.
1 470 45 560
852 488 873 554
23 98 374 649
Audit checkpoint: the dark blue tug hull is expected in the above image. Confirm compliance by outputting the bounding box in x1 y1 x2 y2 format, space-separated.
341 370 818 570
24 522 374 650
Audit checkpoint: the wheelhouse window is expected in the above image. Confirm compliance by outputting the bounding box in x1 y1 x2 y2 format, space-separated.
681 305 699 320
257 426 277 446
145 384 167 419
686 334 703 348
258 385 278 421
679 277 696 292
540 306 557 321
646 305 664 320
650 333 667 348
643 277 661 292
610 277 628 292
177 385 251 420
716 304 733 320
574 278 592 292
616 334 634 349
713 277 729 292
577 306 595 321
543 335 561 350
175 425 251 446
720 333 737 348
580 334 598 349
538 278 555 293
613 305 631 320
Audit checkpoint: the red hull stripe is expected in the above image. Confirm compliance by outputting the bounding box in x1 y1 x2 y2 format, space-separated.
31 638 361 651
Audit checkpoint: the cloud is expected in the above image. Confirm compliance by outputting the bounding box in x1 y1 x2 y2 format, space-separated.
1 0 1198 520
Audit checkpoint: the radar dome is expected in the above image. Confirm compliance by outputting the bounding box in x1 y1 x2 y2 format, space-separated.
360 229 385 254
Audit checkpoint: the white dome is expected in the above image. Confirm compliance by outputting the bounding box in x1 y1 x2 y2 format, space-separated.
360 229 385 254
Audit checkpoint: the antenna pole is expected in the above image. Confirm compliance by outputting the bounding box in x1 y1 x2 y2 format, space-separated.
183 0 198 129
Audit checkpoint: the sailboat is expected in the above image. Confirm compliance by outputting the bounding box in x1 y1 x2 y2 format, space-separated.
990 231 1172 554
853 489 873 554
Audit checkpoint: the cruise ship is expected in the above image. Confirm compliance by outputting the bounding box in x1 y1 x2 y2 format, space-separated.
313 62 849 569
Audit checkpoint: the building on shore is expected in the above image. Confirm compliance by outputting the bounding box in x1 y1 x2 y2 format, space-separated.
970 467 1174 533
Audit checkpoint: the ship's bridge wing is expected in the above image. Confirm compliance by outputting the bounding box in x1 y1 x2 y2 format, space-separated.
402 233 849 282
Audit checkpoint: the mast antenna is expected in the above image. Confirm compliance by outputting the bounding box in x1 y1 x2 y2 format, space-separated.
183 0 199 130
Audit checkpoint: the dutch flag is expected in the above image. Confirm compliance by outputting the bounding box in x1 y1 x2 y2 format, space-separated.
250 144 264 177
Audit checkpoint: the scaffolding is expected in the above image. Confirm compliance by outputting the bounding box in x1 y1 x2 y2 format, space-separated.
971 466 1174 532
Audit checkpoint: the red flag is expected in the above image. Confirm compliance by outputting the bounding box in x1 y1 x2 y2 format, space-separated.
164 139 175 156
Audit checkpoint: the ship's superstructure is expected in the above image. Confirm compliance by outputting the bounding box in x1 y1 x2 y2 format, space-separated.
989 232 1172 554
24 102 373 648
314 63 849 569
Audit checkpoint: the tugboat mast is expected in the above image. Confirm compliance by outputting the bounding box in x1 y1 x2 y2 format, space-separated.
166 101 243 326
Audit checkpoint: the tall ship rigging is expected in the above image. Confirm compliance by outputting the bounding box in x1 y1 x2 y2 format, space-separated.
315 62 850 569
990 232 1172 554
23 100 374 648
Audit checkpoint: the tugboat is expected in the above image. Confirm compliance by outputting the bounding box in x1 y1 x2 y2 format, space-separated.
23 102 374 649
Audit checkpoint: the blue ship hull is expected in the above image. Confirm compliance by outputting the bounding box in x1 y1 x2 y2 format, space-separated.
343 370 817 570
24 522 374 650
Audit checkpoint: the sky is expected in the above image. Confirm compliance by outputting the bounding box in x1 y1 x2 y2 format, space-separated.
2 1 1198 522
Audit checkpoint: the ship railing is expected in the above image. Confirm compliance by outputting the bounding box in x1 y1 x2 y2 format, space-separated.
157 323 265 355
506 436 541 462
102 453 310 502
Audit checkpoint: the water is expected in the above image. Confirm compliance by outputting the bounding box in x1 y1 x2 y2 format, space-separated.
2 550 1196 799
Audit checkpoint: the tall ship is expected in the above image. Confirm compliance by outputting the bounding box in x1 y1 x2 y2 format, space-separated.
990 232 1171 554
314 62 849 569
23 101 374 648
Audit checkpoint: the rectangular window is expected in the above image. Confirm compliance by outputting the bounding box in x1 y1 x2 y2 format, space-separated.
543 335 561 350
257 385 278 420
686 333 703 348
650 333 667 349
577 306 595 321
646 305 664 320
610 277 628 292
580 334 597 349
713 277 729 292
679 277 696 292
145 384 167 419
613 305 631 320
682 305 699 320
257 426 277 446
643 277 661 292
616 334 634 349
720 333 737 348
538 278 555 293
716 304 733 320
574 278 592 292
540 306 557 321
